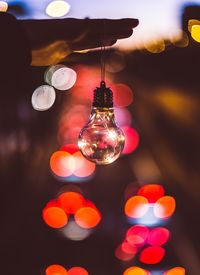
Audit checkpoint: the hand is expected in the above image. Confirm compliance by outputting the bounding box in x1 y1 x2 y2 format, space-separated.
21 18 139 66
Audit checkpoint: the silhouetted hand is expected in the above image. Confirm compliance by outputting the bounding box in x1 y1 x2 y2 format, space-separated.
21 18 139 66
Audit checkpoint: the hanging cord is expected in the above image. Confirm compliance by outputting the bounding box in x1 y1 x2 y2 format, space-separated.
101 44 106 82
93 20 113 108
100 20 106 82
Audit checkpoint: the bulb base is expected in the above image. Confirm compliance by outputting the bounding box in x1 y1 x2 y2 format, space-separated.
93 81 113 108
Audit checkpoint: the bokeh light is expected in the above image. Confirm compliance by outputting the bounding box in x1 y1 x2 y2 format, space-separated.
144 39 165 53
68 267 88 275
188 19 200 33
139 246 165 264
46 264 68 275
137 184 165 203
72 151 96 178
126 225 149 247
170 30 189 48
45 65 77 91
148 227 170 246
154 196 176 219
0 1 8 12
164 267 186 275
58 192 85 214
134 205 162 226
74 206 101 229
112 83 133 107
31 85 56 111
72 66 101 101
125 195 149 219
60 144 79 154
51 145 96 180
115 244 136 261
50 151 73 177
123 266 148 275
122 127 140 154
115 107 132 127
42 206 68 229
46 0 71 18
191 24 200 43
61 221 91 241
121 240 138 255
58 106 90 145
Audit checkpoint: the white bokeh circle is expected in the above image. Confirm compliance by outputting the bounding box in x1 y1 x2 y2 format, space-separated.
46 0 71 18
0 1 8 12
45 65 77 91
31 85 56 111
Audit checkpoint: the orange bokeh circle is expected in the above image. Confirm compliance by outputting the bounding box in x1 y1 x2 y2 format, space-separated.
164 267 186 275
45 265 68 275
68 267 88 275
123 266 148 275
125 195 149 218
42 206 68 229
154 196 176 219
74 207 101 229
58 192 85 215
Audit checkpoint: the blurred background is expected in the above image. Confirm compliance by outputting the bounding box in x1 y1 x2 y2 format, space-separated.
0 0 200 274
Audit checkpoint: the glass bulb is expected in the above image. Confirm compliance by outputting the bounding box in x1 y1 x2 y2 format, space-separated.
78 107 125 165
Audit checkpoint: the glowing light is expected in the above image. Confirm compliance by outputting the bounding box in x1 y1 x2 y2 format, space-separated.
121 241 138 255
60 144 79 154
115 108 132 127
46 1 71 18
122 127 139 155
46 199 60 208
50 151 73 177
144 39 165 53
135 205 162 226
191 25 200 43
112 83 133 107
31 85 56 111
57 105 90 146
137 184 165 203
148 227 170 246
74 206 101 229
126 225 149 247
125 195 149 219
61 221 91 241
115 244 136 261
46 265 68 275
170 31 189 48
188 19 200 33
58 192 85 214
42 206 68 229
0 1 8 12
68 267 88 275
58 145 96 178
164 267 186 275
72 152 96 178
154 196 176 219
123 266 148 275
139 246 165 264
45 65 77 90
78 106 125 165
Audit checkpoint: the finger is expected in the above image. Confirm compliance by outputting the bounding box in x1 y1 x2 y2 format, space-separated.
86 18 139 36
72 39 117 52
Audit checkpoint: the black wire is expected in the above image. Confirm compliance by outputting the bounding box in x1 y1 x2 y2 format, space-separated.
101 20 106 82
101 45 106 82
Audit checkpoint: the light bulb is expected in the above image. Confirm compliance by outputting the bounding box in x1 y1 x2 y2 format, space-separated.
78 81 125 165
